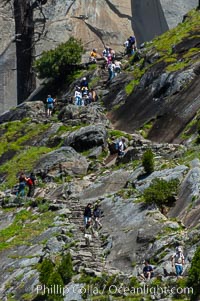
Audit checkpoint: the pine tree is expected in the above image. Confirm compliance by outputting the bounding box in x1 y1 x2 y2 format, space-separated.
187 247 200 301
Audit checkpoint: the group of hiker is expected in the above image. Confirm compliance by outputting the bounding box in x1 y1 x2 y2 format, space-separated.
83 202 186 281
32 38 188 283
83 203 102 247
89 37 137 81
17 172 37 198
139 246 185 281
124 35 137 55
74 77 98 106
92 46 122 81
44 37 138 115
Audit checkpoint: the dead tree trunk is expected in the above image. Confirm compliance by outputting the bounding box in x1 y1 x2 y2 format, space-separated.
13 0 36 104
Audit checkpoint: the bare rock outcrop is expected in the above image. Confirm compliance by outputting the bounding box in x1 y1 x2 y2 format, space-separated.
35 146 89 176
0 101 45 124
62 124 107 152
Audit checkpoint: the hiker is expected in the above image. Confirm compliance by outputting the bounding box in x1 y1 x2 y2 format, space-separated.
114 60 122 75
126 35 136 55
171 246 185 277
140 259 154 280
80 77 88 89
26 172 37 197
109 48 115 62
90 48 97 63
84 220 95 247
102 46 110 60
93 204 102 230
128 35 136 48
83 203 92 225
130 45 137 56
124 39 129 54
17 172 27 197
118 138 126 156
81 86 89 98
89 88 98 102
108 61 116 81
74 87 82 106
46 95 55 117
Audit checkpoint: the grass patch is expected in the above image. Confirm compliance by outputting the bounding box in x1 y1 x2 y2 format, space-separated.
139 120 154 138
0 120 50 157
0 209 56 251
108 129 132 140
89 76 101 89
0 146 53 189
87 64 98 71
150 9 200 55
166 60 190 72
125 79 139 95
57 124 89 135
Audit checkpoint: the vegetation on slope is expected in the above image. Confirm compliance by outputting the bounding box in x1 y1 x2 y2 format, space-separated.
34 37 84 80
0 119 53 189
125 9 200 95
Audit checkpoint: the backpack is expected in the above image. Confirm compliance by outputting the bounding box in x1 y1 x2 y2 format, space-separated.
115 141 119 151
19 181 26 189
26 178 33 186
47 97 53 104
30 174 36 185
174 252 184 264
94 208 101 218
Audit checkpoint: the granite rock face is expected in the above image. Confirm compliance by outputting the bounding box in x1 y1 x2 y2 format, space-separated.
0 0 198 114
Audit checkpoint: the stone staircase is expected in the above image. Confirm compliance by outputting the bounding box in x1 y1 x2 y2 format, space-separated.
66 197 107 276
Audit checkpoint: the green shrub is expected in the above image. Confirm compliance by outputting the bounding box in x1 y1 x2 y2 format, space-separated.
39 258 54 285
46 272 64 301
143 178 179 208
34 37 84 79
57 252 73 284
187 246 200 301
142 149 154 174
38 258 64 301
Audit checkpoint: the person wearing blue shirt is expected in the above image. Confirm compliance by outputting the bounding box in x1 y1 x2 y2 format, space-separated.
46 95 55 117
140 259 154 280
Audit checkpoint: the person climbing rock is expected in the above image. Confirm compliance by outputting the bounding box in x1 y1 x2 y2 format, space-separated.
114 60 122 75
89 88 98 102
46 95 55 117
17 172 27 198
108 61 116 81
80 77 88 89
26 172 37 197
171 246 185 277
84 220 95 247
140 259 154 280
74 87 82 106
83 203 92 225
118 138 126 157
90 48 97 63
93 204 102 230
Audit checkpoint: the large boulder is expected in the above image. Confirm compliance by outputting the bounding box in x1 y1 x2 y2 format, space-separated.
58 104 109 126
77 169 130 202
0 101 45 124
168 159 200 227
35 147 89 176
62 124 107 152
101 197 168 273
